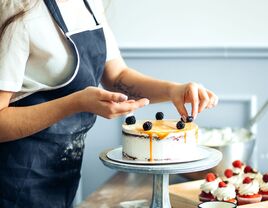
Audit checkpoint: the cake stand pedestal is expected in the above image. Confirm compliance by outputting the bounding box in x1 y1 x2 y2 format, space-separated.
99 147 222 208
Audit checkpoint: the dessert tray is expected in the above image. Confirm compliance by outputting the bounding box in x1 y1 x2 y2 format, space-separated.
106 146 212 165
100 146 222 208
169 180 268 208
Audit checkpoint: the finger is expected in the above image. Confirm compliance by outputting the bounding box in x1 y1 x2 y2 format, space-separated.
198 86 210 113
188 85 199 119
173 100 189 118
100 89 128 102
125 99 136 103
104 98 150 115
206 90 219 108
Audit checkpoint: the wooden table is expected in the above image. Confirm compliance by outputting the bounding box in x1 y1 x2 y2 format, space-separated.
78 172 187 208
78 172 153 208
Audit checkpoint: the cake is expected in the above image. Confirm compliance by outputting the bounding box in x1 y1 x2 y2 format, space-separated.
122 113 198 161
199 173 221 202
213 181 237 203
259 173 268 201
237 177 262 205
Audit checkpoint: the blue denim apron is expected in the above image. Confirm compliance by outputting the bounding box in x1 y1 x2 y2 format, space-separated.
0 0 106 207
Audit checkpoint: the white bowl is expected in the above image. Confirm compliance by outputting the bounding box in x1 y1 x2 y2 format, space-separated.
198 201 237 208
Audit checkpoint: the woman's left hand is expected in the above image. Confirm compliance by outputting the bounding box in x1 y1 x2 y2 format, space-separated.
168 82 218 120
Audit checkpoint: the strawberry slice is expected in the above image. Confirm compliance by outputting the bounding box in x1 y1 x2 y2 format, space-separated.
224 169 233 178
206 173 216 182
232 160 243 168
263 174 268 183
243 177 252 184
219 181 227 188
244 165 253 173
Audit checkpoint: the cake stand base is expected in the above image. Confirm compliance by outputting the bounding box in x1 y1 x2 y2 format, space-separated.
99 146 222 208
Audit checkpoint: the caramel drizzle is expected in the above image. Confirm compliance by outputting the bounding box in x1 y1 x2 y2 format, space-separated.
149 134 153 161
136 121 197 161
195 128 199 143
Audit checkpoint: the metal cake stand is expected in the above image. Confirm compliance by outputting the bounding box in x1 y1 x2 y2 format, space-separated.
99 146 222 208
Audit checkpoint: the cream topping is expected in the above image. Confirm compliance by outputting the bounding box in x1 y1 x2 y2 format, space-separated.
222 175 242 189
238 179 259 196
232 165 245 175
260 180 268 192
214 184 236 201
200 178 221 194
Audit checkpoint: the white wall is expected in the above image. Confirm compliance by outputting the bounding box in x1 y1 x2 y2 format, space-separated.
104 0 268 47
78 0 268 203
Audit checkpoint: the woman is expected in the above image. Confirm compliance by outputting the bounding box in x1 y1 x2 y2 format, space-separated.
0 0 218 207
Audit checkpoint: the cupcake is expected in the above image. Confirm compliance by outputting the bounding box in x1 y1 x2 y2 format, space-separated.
232 160 245 175
213 181 237 203
199 173 221 202
244 165 262 182
222 169 242 190
259 173 268 201
237 177 262 205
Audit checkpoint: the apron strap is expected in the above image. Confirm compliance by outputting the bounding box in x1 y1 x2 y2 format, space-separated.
43 0 69 33
43 0 100 34
83 0 100 26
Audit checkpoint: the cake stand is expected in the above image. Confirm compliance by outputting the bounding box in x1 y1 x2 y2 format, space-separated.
99 146 222 208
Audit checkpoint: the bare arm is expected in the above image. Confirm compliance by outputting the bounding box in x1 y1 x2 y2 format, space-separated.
0 88 148 142
102 57 218 118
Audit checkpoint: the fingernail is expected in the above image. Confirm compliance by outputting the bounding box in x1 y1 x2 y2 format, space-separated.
120 94 128 101
181 115 187 122
144 99 150 106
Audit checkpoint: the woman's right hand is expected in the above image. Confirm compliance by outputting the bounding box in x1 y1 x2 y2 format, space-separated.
75 87 150 119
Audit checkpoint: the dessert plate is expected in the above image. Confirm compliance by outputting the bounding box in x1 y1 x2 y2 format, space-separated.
106 146 211 165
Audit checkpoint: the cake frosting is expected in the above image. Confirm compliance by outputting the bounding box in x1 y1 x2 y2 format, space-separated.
222 169 243 190
260 179 268 192
200 177 222 194
122 119 198 161
214 183 236 202
238 178 259 196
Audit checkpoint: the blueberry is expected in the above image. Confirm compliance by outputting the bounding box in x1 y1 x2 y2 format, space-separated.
186 116 194 123
143 121 152 131
176 121 185 129
125 116 136 125
155 112 164 120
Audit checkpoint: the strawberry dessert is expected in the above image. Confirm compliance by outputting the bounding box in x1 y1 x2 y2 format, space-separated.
232 160 245 175
237 177 262 205
213 181 237 203
199 173 221 202
259 173 268 201
222 168 242 190
244 165 262 182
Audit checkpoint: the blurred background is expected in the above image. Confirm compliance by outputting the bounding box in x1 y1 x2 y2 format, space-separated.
77 0 268 204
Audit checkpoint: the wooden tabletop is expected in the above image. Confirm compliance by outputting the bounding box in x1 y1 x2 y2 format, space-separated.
78 172 153 208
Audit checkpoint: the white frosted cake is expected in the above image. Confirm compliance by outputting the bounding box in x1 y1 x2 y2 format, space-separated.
122 116 199 162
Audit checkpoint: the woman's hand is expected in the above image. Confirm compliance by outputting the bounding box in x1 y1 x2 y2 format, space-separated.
169 82 218 119
75 87 149 119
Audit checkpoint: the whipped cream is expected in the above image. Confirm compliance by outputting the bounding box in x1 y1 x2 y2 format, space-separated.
238 179 260 196
244 172 262 182
260 180 268 192
232 165 245 175
214 184 236 201
222 175 242 189
198 127 252 146
200 178 222 194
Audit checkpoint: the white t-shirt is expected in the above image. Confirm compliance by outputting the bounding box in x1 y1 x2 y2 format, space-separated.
0 0 121 102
